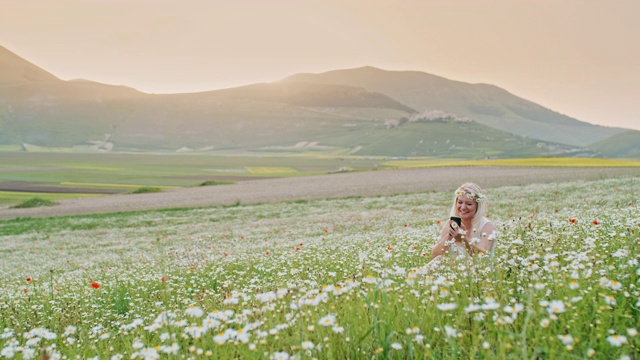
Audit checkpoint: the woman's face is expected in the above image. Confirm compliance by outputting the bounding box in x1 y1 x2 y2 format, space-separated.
456 195 477 221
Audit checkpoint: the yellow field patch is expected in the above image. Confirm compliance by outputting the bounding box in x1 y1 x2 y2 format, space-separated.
383 157 640 168
62 165 127 172
60 182 182 189
245 167 298 174
0 191 102 206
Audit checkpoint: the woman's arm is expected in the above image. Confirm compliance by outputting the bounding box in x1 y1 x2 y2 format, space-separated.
462 222 497 256
431 220 458 259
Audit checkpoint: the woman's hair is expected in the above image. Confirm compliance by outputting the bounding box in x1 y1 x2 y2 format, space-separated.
449 182 487 232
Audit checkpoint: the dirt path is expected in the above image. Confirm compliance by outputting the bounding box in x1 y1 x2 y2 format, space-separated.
1 166 638 220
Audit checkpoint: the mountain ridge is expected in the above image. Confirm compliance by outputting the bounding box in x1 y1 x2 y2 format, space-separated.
0 46 60 84
0 45 635 157
280 66 625 146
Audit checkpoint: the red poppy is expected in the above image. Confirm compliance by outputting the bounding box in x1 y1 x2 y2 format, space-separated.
569 218 577 223
593 220 600 225
91 282 100 289
26 277 31 282
386 245 393 251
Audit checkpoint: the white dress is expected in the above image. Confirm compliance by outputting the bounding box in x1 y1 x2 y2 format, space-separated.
449 217 493 258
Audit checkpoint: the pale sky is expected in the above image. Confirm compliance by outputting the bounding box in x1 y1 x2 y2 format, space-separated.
1 0 638 131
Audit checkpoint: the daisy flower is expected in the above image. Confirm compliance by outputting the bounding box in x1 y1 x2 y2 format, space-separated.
604 295 617 306
184 305 204 317
503 303 524 318
271 352 290 360
547 300 566 314
606 334 628 347
557 334 574 345
332 325 344 334
437 303 458 311
444 325 458 338
318 314 336 327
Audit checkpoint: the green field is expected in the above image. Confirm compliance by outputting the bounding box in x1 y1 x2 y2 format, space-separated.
384 157 640 168
0 152 384 206
2 151 640 207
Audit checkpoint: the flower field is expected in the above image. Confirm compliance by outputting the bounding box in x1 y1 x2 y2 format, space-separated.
0 177 638 359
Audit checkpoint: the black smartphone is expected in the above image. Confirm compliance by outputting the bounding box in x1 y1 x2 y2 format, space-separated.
450 216 461 228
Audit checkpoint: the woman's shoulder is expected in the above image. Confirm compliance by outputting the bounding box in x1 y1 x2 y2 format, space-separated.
479 217 496 230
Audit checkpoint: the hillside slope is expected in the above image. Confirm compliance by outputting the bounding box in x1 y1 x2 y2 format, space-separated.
589 130 640 158
281 66 625 146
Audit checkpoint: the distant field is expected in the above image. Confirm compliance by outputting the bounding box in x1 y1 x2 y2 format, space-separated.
1 151 640 207
0 191 100 206
384 157 640 168
0 151 382 206
245 167 298 175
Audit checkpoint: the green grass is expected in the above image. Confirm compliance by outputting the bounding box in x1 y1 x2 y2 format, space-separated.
12 197 57 208
0 207 199 236
129 186 163 194
199 180 235 186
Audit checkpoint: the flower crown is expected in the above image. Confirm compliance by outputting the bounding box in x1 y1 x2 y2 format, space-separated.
455 189 484 202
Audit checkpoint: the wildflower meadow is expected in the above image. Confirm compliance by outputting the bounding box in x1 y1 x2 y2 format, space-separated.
1 176 639 359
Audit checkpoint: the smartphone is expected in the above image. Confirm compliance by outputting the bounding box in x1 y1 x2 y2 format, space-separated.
450 216 461 228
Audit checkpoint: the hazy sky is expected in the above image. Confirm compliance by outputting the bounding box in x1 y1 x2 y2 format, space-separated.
1 0 638 130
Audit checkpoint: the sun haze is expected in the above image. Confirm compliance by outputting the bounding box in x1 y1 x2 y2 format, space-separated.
0 0 638 131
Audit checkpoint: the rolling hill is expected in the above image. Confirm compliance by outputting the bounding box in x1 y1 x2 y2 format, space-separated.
589 130 640 158
0 45 633 157
281 66 625 147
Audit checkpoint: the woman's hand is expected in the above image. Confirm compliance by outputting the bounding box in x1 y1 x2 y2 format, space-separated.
447 220 466 242
445 220 458 241
432 220 467 259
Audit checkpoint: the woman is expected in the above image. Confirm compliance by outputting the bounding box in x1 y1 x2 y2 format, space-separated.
431 183 496 260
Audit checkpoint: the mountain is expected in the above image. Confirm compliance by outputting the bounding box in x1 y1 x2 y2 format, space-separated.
0 45 632 157
0 46 59 84
589 130 640 158
281 66 625 147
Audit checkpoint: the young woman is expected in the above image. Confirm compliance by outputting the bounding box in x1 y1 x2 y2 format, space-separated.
431 182 496 260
